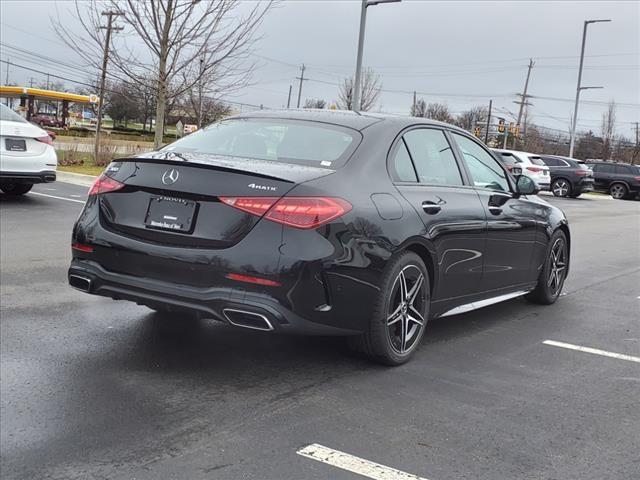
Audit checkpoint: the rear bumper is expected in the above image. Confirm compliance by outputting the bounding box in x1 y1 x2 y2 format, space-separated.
68 259 360 336
0 170 56 184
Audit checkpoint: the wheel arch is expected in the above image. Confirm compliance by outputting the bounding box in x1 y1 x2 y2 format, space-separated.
401 241 436 296
557 223 571 274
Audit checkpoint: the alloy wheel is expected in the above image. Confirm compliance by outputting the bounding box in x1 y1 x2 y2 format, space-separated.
547 237 567 296
552 180 570 197
609 184 626 199
386 265 426 354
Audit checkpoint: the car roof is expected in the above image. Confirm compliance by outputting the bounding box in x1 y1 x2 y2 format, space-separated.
232 108 471 133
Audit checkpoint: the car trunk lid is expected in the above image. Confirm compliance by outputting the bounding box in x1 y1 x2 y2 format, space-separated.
96 154 335 248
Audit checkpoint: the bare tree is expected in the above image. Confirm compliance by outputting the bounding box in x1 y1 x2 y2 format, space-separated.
455 106 488 132
338 68 381 111
410 98 426 117
54 0 273 148
303 99 326 109
600 100 616 160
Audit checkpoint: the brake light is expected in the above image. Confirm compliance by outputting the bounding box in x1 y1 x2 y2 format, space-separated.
634 176 640 182
225 273 281 287
220 196 352 229
88 173 125 196
575 170 589 176
72 242 94 253
526 166 544 173
35 135 53 146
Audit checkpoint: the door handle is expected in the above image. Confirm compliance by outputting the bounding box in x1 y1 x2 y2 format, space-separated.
488 206 502 215
422 201 442 214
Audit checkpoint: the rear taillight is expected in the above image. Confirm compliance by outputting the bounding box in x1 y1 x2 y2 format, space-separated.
575 170 589 176
634 176 640 182
220 196 352 230
88 173 125 196
35 135 53 146
72 242 94 253
526 166 544 173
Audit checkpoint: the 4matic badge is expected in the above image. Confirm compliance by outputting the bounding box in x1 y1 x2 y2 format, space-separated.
248 183 277 191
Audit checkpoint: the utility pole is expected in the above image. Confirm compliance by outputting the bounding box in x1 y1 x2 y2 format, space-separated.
94 11 123 163
635 122 639 147
286 84 292 108
46 73 50 90
484 99 492 144
512 58 534 149
296 64 306 108
569 19 611 157
412 90 416 115
4 59 9 84
29 78 35 88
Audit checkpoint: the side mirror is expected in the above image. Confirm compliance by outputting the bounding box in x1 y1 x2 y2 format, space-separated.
516 175 539 195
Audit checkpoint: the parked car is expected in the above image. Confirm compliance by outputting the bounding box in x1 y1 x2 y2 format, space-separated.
537 155 594 198
30 112 65 128
68 110 570 365
492 149 551 190
584 160 640 200
0 104 57 195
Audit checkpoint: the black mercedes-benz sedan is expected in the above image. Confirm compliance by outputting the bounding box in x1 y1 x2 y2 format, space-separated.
68 110 570 365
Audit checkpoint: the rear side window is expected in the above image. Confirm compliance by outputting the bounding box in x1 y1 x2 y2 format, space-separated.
597 164 616 174
166 118 359 168
391 140 418 182
541 157 559 167
499 153 519 166
615 165 631 174
402 129 462 186
529 156 546 166
452 133 509 192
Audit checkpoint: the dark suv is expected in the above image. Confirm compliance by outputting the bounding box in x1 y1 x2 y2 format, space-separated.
585 161 640 200
538 155 594 198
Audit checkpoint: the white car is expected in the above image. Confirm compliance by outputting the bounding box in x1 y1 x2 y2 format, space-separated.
492 148 550 191
0 104 57 195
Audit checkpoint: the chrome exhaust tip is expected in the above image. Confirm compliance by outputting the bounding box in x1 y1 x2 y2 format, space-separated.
69 274 92 293
222 308 274 332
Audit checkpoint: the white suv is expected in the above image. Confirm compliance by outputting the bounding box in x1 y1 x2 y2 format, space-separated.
0 104 57 195
492 148 550 191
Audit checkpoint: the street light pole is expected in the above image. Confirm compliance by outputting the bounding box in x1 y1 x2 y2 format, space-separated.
352 0 401 112
568 19 611 158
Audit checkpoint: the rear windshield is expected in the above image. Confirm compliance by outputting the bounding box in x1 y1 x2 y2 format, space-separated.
165 118 360 168
499 152 520 164
529 156 546 166
0 104 27 124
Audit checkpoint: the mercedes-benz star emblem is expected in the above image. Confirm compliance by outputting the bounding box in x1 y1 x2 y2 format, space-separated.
162 169 179 185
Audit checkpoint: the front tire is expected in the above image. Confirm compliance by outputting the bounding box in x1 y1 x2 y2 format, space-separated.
609 182 628 200
552 178 571 197
526 230 568 305
0 183 33 195
349 251 430 366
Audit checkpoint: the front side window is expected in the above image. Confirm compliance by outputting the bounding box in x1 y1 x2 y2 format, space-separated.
597 164 616 174
452 133 510 192
615 165 631 174
165 118 359 168
402 129 462 186
541 157 559 167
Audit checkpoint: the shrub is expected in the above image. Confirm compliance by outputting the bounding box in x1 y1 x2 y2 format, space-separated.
57 143 85 166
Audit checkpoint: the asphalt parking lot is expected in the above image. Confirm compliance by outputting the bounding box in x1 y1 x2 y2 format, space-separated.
1 182 639 480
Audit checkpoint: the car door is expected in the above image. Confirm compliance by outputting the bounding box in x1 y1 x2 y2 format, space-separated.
591 163 615 191
389 127 486 302
450 132 539 290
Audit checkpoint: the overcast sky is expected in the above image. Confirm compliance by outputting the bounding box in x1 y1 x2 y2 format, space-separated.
1 0 638 139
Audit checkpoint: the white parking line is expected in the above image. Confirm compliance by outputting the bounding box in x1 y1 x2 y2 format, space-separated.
29 192 86 204
543 340 640 363
297 444 430 480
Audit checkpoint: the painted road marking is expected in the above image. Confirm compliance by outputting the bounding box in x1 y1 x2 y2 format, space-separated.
543 340 640 364
70 194 82 198
29 192 85 204
297 444 430 480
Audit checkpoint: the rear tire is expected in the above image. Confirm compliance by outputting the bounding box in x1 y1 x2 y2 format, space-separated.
526 229 568 305
348 251 430 366
551 178 571 197
0 183 33 195
609 182 628 200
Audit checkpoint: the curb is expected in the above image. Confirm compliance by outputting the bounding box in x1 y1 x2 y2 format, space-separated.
56 170 98 187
